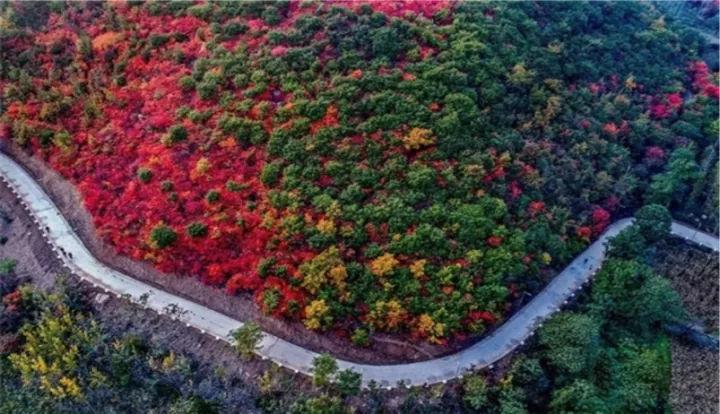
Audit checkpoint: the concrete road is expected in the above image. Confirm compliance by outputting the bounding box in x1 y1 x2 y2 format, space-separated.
1 151 717 387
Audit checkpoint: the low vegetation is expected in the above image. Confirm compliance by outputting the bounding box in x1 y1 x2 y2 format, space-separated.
0 268 251 412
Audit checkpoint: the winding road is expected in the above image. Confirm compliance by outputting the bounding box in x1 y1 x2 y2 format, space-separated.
1 151 718 388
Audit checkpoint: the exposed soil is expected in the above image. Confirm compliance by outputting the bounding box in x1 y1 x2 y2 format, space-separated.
656 240 719 332
669 341 719 414
1 144 454 363
656 241 719 414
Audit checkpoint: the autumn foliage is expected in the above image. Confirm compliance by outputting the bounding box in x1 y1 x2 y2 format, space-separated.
0 1 717 345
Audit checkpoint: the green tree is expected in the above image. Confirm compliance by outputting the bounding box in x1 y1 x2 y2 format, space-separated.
605 338 671 413
350 328 370 347
186 222 208 238
205 189 220 203
462 374 489 411
162 125 188 146
497 387 529 414
509 357 549 407
336 369 362 397
168 396 220 414
646 147 700 206
0 258 17 275
549 379 607 414
311 354 338 388
634 204 671 243
137 167 152 183
291 394 344 414
150 224 177 248
538 313 600 378
232 322 262 360
591 259 685 337
607 226 647 259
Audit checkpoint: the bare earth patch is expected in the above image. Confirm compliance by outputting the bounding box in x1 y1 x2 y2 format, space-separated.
669 341 719 414
657 241 719 414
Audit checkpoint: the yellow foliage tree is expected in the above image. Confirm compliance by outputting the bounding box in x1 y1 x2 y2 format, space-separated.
326 200 342 219
402 127 435 150
508 63 535 86
409 259 427 279
191 157 210 180
304 299 331 330
9 304 100 400
328 265 348 292
300 246 344 294
625 75 637 90
416 313 446 344
316 218 336 235
541 252 552 265
367 299 407 331
370 253 399 277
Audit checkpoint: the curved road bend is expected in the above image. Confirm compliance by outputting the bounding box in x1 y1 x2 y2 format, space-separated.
1 152 718 388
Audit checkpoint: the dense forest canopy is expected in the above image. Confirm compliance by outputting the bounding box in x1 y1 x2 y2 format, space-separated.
0 0 717 344
0 205 695 413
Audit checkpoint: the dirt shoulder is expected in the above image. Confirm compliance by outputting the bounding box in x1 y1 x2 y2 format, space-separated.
2 144 454 364
656 241 719 414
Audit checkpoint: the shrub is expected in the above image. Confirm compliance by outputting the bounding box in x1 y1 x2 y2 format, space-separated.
463 374 489 411
0 258 17 275
350 328 370 347
311 354 337 388
225 180 247 192
160 180 173 192
205 189 220 203
150 224 177 248
261 288 280 314
137 167 152 183
232 322 262 360
162 125 188 146
186 222 207 238
178 75 195 92
52 130 71 150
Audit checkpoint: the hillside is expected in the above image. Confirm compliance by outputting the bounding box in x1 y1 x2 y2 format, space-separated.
0 0 717 346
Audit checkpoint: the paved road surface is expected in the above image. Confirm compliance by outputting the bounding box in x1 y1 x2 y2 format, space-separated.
1 152 717 387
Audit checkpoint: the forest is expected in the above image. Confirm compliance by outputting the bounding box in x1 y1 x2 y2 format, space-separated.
0 205 697 413
0 0 717 347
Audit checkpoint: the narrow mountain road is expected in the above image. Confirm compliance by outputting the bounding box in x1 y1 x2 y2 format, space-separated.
1 152 717 388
